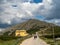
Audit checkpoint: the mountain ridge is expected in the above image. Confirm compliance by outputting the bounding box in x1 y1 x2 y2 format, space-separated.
3 19 55 32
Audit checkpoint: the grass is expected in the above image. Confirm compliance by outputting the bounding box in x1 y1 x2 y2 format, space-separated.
40 37 60 45
0 38 26 45
0 36 23 45
0 35 32 45
40 37 54 45
0 39 17 45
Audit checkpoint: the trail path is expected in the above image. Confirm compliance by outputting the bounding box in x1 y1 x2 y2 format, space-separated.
20 36 50 45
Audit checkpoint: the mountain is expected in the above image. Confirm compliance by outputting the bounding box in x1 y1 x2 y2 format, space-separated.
4 19 53 32
1 19 60 37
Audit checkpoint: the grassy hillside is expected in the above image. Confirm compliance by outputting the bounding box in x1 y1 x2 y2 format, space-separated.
38 26 60 38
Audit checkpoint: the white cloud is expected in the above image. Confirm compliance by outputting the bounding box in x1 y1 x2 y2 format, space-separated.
0 0 43 25
0 0 60 26
53 19 60 26
45 19 60 26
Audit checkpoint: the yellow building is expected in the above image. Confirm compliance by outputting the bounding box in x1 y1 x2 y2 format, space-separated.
15 30 28 37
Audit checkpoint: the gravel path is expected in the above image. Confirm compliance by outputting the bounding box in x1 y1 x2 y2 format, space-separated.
20 36 50 45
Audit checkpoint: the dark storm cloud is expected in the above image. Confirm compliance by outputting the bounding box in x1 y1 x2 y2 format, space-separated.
45 0 60 20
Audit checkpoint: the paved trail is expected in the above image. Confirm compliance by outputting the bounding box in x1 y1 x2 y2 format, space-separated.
20 36 50 45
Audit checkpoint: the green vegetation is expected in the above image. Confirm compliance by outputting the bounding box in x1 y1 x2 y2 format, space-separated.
40 37 60 45
0 39 17 45
38 26 60 38
38 25 60 45
39 26 60 45
27 25 41 34
40 37 54 45
56 41 60 45
0 34 32 45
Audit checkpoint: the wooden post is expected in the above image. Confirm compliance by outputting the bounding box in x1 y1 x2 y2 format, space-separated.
52 26 56 45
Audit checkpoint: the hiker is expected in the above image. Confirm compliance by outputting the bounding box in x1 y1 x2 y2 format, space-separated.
34 35 37 39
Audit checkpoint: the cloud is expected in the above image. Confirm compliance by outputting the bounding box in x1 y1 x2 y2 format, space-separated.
43 0 60 25
33 0 60 25
0 0 42 25
45 19 60 26
43 0 60 20
33 0 54 17
0 0 60 28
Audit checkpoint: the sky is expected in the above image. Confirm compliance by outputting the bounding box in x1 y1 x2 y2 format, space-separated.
0 0 60 30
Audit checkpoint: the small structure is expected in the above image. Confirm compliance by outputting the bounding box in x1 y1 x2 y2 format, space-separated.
15 30 29 37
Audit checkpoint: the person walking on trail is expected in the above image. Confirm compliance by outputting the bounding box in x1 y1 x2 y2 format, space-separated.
34 35 37 39
33 32 38 39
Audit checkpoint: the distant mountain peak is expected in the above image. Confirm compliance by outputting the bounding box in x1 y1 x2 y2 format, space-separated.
4 19 54 32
